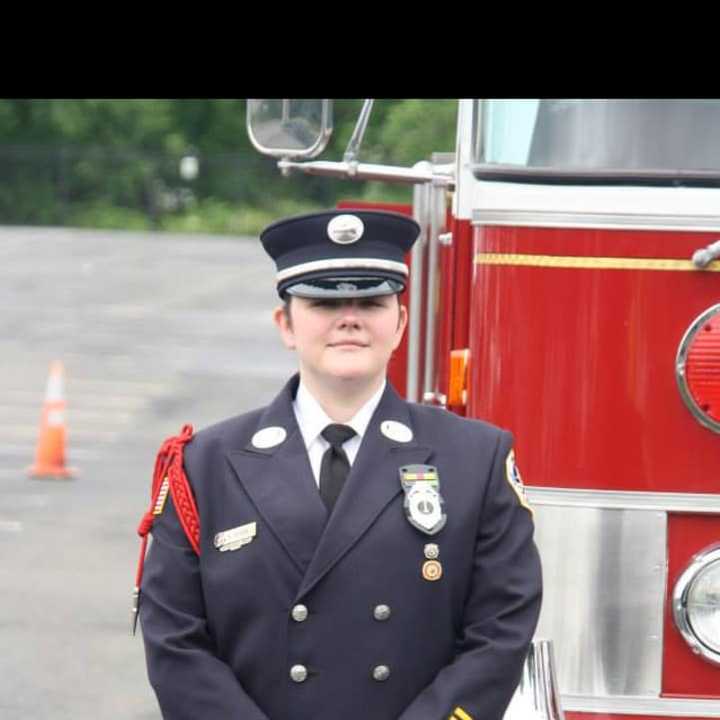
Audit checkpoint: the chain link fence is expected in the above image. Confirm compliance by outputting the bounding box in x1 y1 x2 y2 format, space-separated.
0 145 351 232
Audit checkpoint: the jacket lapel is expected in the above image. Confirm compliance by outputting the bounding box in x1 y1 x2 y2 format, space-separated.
225 376 327 576
295 383 432 600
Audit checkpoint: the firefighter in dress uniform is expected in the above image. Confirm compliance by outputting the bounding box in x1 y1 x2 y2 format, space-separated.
138 209 543 720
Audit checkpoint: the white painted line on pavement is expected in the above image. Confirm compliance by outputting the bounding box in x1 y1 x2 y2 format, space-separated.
2 391 150 409
0 521 22 533
3 426 120 442
0 469 25 479
69 378 168 392
0 407 135 423
66 410 133 423
0 445 102 461
1 494 49 508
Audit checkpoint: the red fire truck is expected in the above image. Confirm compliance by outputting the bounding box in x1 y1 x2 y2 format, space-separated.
247 99 720 720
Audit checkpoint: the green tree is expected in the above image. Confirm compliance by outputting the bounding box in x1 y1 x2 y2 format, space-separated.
0 99 459 233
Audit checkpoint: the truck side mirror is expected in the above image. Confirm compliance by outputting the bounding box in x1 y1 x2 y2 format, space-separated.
246 99 333 159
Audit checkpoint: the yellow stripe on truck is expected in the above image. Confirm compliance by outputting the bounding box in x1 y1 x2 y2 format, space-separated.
475 252 720 272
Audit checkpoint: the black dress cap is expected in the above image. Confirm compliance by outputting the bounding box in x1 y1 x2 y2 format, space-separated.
260 209 421 298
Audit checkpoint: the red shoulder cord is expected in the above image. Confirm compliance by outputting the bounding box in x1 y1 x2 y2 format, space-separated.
132 424 198 634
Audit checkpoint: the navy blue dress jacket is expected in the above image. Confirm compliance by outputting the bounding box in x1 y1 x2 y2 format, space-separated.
140 375 542 720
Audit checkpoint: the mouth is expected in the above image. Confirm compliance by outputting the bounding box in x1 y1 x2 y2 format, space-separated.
328 341 368 348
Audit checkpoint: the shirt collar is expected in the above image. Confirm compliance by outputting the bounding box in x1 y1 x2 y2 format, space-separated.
294 378 387 449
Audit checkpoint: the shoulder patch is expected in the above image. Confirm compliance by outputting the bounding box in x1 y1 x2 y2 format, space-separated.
505 449 533 516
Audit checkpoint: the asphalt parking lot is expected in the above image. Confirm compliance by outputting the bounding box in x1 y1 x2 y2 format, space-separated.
0 226 295 719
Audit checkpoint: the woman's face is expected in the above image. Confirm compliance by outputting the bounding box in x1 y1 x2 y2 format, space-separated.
273 294 407 389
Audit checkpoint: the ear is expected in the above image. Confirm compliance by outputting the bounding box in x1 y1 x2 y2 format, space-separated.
273 305 296 350
392 303 409 350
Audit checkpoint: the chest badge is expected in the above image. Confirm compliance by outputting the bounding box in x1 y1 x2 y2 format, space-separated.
214 521 257 552
399 464 447 536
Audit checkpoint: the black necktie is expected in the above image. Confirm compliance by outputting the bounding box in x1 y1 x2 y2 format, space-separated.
319 424 356 514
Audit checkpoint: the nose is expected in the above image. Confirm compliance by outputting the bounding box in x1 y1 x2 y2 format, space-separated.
336 300 362 328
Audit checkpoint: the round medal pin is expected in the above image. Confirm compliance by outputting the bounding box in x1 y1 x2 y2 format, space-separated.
251 426 287 449
422 560 443 582
381 420 413 443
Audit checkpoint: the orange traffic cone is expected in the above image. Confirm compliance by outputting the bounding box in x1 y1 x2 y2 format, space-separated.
27 361 76 479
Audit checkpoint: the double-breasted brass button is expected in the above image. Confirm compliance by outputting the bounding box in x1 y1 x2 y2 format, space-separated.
373 604 391 621
291 604 309 622
290 664 308 683
372 664 390 681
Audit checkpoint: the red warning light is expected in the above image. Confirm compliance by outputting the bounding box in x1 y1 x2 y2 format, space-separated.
677 305 720 432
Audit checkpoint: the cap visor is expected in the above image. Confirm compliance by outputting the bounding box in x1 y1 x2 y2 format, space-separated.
284 276 405 299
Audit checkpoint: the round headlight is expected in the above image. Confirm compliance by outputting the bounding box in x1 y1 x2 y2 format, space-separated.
673 544 720 665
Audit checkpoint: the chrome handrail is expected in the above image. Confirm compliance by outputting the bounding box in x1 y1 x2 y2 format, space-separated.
504 639 565 720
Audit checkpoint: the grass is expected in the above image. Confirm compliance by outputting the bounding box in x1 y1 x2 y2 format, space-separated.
64 197 330 237
160 198 327 236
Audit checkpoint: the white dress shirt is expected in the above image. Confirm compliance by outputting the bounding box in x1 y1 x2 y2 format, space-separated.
293 378 387 487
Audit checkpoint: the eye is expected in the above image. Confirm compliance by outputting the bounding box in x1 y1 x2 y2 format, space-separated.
311 299 338 309
358 298 384 309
